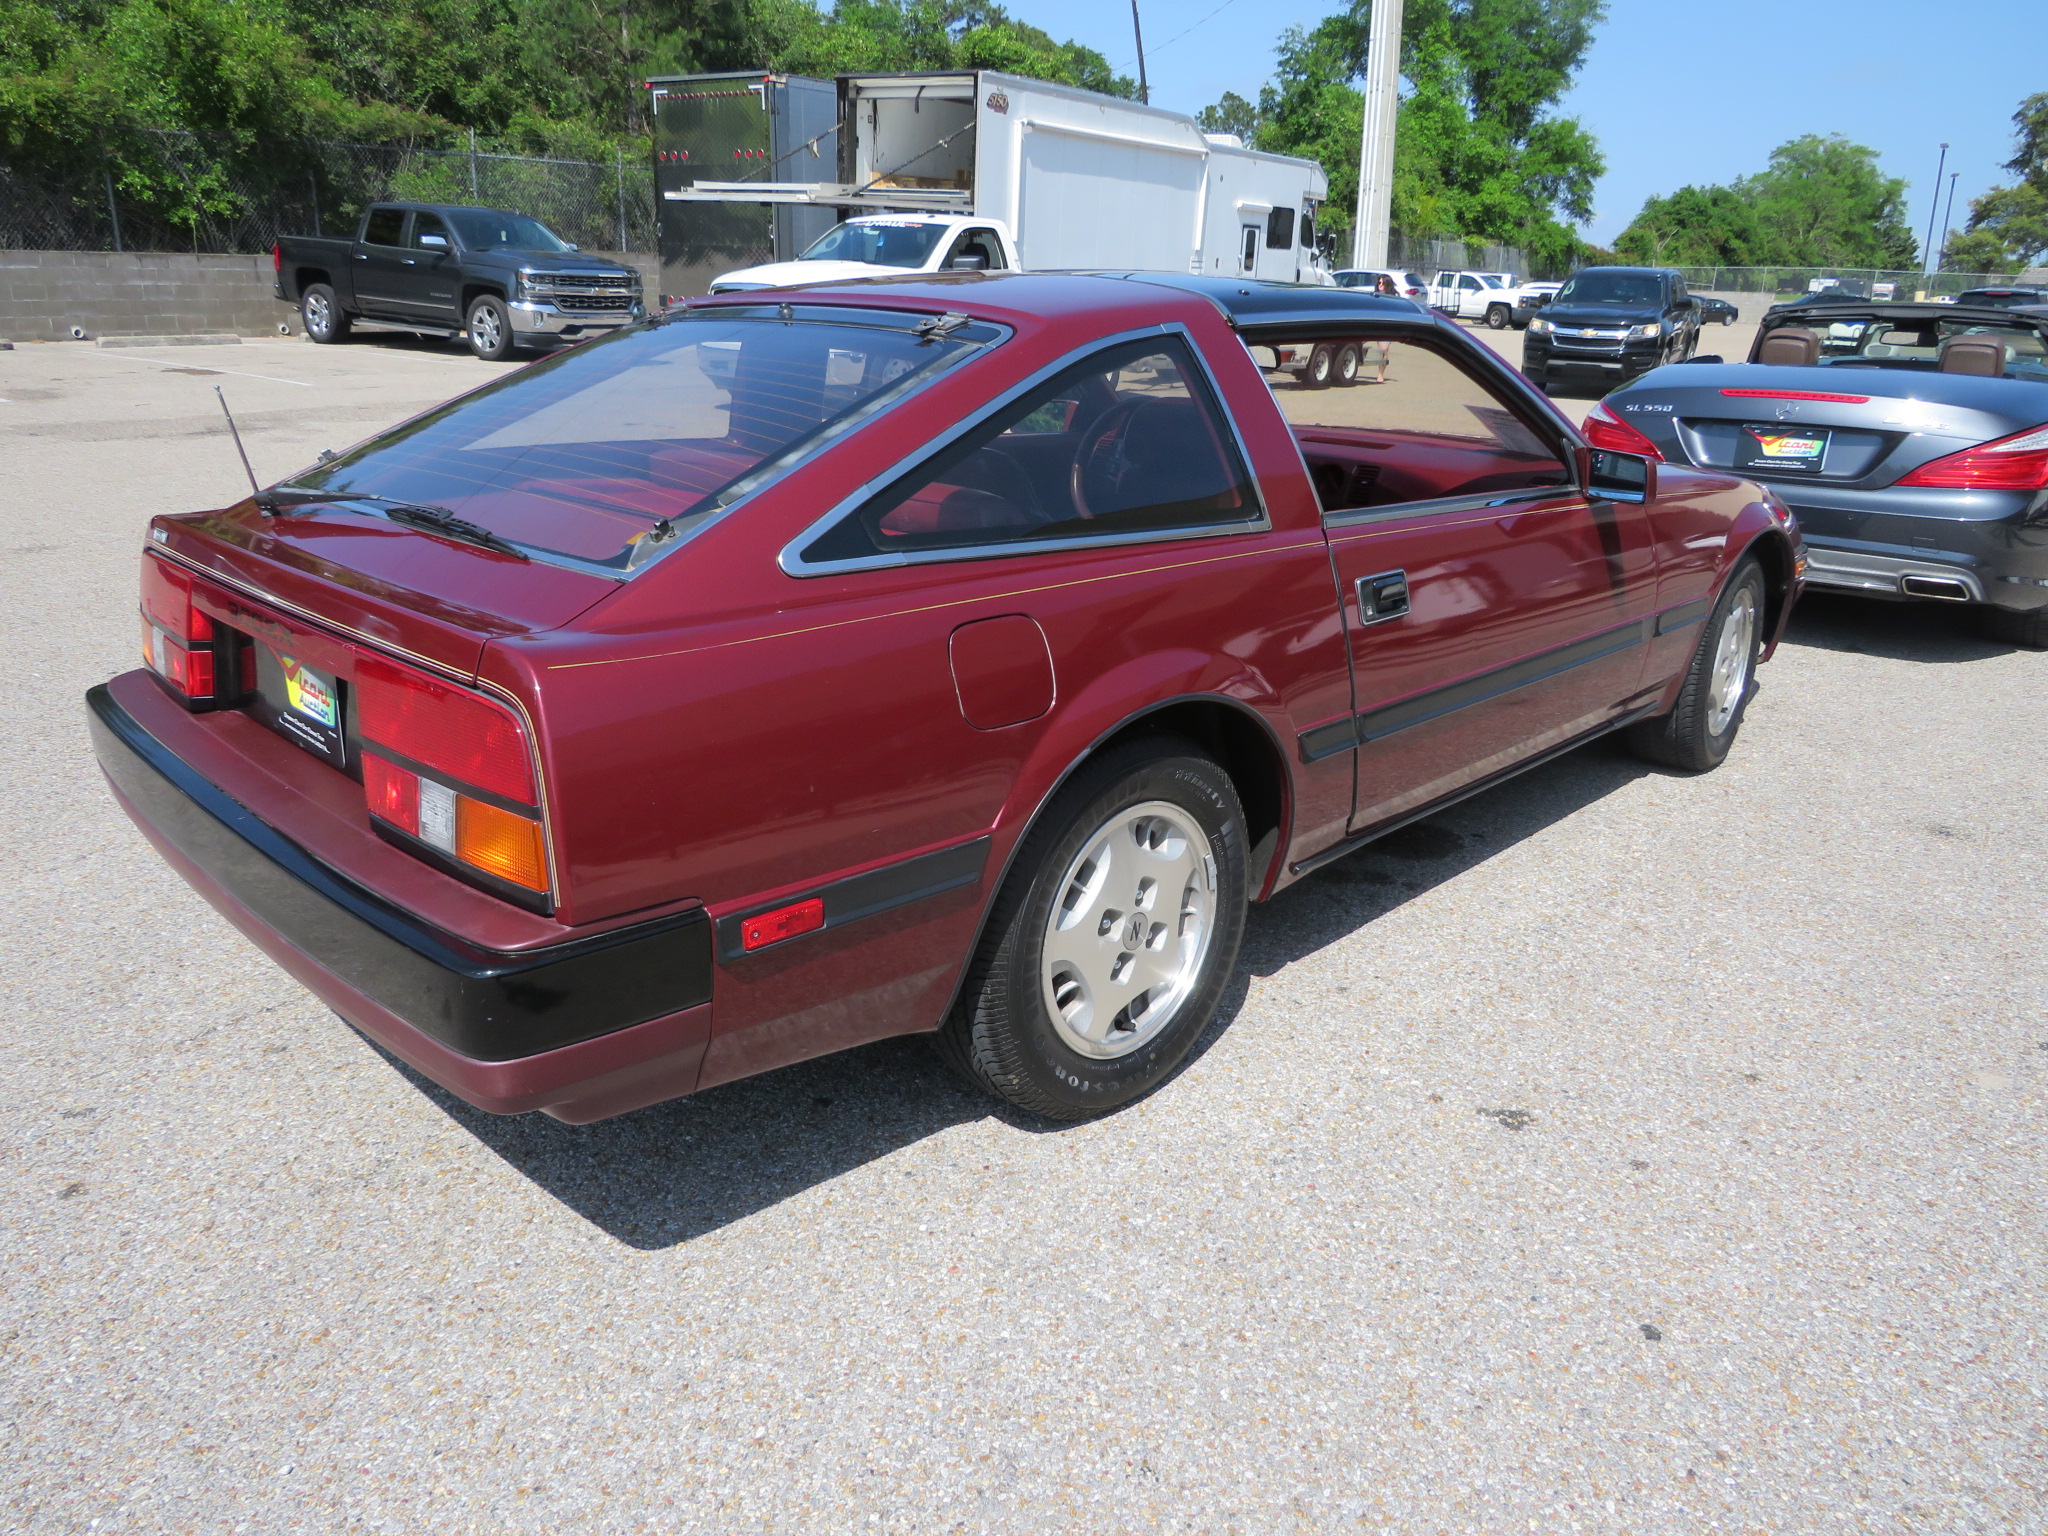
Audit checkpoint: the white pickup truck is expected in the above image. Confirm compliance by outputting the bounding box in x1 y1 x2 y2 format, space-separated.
1428 270 1560 330
708 214 1019 293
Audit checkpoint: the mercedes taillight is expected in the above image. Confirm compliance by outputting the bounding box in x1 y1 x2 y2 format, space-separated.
1581 399 1664 460
355 656 551 902
1896 423 2048 490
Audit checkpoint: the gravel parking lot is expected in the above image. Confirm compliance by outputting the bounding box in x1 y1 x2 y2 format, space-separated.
4 333 2042 1533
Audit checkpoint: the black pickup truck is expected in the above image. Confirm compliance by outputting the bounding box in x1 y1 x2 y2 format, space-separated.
274 202 646 361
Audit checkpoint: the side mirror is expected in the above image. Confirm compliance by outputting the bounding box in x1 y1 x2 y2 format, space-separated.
564 242 579 251
1681 354 1724 365
418 233 449 251
1586 447 1654 504
947 253 988 271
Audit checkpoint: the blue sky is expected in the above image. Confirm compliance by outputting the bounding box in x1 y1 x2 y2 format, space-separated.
1008 0 2043 251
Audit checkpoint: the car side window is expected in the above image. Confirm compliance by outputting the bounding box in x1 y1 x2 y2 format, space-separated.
798 335 1259 563
1266 208 1295 249
947 229 1006 271
1459 275 1481 292
410 212 451 250
362 208 406 247
1245 336 1572 514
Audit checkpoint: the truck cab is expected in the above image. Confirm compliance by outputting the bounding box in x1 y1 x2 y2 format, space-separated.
708 215 1017 293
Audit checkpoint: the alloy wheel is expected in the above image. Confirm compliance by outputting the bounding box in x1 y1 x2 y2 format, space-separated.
1039 800 1217 1060
1706 586 1758 736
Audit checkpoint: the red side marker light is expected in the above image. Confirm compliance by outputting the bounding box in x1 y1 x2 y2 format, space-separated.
741 898 825 952
1719 388 1870 404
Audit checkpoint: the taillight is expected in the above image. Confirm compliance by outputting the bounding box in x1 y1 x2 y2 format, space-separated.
355 656 550 897
1581 400 1664 460
272 241 282 274
1896 422 2048 490
140 553 218 704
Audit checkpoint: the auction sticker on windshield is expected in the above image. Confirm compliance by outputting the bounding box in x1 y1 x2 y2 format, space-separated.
1735 425 1829 474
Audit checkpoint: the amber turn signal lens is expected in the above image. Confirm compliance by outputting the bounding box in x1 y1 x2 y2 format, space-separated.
454 796 548 891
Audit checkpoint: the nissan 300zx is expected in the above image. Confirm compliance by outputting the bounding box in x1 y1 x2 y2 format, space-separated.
89 274 1803 1123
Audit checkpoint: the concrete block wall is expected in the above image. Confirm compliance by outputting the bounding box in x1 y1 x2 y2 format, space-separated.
0 249 665 343
0 251 298 342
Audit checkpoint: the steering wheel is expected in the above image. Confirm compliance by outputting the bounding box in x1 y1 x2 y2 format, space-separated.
1069 399 1146 521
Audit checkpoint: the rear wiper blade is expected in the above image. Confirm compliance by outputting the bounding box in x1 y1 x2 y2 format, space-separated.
264 489 529 560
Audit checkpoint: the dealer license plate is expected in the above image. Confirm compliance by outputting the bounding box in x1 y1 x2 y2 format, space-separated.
1735 424 1830 474
250 647 348 769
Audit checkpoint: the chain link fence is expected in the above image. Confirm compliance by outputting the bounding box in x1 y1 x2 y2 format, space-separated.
1668 265 2020 300
1 131 657 256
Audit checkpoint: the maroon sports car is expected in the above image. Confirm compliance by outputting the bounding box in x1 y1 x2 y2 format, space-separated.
90 274 1804 1123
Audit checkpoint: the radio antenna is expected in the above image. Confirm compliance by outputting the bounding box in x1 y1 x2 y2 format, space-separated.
214 386 276 513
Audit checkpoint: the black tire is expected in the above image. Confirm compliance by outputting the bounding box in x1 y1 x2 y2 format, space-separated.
1975 604 2048 648
1484 303 1511 329
1628 557 1767 772
1303 344 1336 389
466 294 516 361
299 283 350 344
1333 342 1361 386
935 738 1249 1121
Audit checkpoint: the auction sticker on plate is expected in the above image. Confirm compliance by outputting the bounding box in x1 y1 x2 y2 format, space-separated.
251 647 349 769
1735 425 1830 474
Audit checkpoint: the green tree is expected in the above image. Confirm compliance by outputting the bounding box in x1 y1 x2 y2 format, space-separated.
1941 93 2048 273
1614 133 1918 269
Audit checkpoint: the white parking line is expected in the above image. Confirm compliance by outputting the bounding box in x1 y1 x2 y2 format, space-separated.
78 350 314 387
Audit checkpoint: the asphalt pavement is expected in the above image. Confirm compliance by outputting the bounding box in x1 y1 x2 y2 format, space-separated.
2 332 2040 1533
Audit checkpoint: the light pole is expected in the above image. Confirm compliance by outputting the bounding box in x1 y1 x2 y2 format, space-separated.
1921 142 1948 274
1936 171 1959 272
1351 0 1404 270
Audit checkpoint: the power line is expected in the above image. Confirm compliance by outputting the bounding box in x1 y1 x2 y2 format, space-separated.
1113 0 1246 70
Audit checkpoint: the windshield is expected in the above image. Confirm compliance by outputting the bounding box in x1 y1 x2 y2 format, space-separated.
799 221 950 268
1778 316 2048 381
276 311 998 572
444 210 571 252
1555 270 1663 306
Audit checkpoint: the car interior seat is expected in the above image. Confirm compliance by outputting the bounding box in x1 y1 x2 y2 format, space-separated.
1757 327 1821 366
1938 334 2007 376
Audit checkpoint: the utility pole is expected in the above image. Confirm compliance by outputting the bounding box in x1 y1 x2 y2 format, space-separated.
1131 0 1149 105
1351 0 1403 270
1921 142 1948 274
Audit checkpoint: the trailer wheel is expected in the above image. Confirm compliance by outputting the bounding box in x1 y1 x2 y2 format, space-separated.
1333 344 1362 386
1304 344 1336 389
300 284 350 345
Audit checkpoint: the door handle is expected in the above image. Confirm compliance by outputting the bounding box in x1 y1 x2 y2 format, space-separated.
402 257 416 265
353 252 367 260
1356 569 1410 626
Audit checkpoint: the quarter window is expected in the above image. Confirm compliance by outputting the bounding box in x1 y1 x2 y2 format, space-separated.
800 335 1258 562
1246 337 1570 513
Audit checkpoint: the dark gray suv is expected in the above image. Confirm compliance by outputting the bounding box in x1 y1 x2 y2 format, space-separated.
1522 266 1700 392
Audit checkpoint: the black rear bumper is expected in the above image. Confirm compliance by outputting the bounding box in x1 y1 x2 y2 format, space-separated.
88 684 712 1062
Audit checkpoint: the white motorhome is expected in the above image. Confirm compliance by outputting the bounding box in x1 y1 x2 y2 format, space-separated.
667 71 1328 290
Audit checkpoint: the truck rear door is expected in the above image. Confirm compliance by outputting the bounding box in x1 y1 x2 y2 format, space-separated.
351 207 414 319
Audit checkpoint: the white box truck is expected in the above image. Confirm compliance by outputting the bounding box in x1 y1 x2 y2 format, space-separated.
665 71 1329 292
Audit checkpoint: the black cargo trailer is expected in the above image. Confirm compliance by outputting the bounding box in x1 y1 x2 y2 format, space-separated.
648 72 839 302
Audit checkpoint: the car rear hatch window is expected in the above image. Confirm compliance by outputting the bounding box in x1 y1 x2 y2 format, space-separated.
270 306 1005 577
